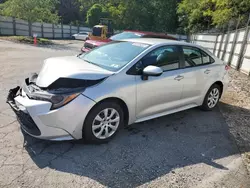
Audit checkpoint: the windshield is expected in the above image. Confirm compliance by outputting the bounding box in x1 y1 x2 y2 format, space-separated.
110 32 143 41
79 42 149 71
93 27 102 36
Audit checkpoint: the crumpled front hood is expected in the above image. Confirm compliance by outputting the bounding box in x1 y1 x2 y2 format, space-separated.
36 56 113 88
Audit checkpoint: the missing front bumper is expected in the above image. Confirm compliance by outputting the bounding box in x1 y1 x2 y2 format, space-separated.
6 86 41 136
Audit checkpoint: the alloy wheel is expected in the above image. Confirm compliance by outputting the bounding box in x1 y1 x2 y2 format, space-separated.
92 108 120 139
207 88 220 108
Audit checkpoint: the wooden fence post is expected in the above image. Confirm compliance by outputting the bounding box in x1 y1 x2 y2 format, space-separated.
28 21 32 36
70 24 72 37
236 14 250 70
52 24 55 39
213 34 219 54
217 34 224 57
41 23 44 38
221 23 231 61
228 18 241 66
12 17 16 35
61 23 64 39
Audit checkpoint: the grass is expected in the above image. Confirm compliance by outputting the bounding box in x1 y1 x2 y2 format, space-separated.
0 36 53 45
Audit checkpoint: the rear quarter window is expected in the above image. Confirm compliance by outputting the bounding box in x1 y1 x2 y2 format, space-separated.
182 46 215 68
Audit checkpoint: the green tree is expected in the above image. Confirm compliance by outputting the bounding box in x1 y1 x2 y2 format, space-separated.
178 0 214 33
178 0 250 33
0 0 60 23
212 0 250 27
106 0 179 32
86 3 109 26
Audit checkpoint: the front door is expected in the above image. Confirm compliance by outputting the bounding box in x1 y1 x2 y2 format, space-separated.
135 45 184 120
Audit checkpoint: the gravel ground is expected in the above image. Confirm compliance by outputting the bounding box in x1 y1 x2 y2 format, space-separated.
220 69 250 172
0 39 250 188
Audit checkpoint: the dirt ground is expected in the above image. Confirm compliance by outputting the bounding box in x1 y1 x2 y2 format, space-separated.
220 69 250 172
0 39 250 188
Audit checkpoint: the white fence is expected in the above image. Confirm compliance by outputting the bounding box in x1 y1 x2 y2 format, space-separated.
0 15 92 38
192 26 250 75
0 15 188 41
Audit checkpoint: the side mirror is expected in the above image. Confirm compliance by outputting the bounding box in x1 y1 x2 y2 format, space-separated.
143 65 163 77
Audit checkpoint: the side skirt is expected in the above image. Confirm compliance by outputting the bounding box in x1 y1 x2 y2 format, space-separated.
134 104 198 123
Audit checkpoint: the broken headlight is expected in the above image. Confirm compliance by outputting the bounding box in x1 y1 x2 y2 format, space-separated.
30 91 81 110
24 77 106 110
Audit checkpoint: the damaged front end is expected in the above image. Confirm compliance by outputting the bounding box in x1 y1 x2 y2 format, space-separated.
6 73 106 139
8 73 105 110
6 55 113 140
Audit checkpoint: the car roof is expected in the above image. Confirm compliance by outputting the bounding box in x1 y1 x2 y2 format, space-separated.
120 38 211 54
121 38 186 45
124 30 165 35
123 30 177 40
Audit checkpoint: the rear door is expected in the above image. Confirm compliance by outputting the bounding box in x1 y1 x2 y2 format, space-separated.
179 46 218 106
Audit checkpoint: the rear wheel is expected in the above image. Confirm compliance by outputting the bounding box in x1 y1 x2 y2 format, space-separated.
201 84 221 111
83 101 124 144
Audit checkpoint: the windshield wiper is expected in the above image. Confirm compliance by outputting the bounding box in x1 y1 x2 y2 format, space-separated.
83 59 103 68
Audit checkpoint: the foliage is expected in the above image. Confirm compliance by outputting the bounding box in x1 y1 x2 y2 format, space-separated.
105 0 178 32
177 0 214 33
178 0 250 33
212 0 250 26
0 0 59 23
0 0 180 32
86 3 109 26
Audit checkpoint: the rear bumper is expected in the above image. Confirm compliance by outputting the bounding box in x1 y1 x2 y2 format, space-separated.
221 72 230 97
6 86 95 141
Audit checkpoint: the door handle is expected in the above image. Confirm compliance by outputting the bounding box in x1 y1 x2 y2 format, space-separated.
174 75 184 81
204 69 211 74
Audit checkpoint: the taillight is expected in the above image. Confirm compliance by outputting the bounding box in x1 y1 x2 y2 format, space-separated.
225 65 230 71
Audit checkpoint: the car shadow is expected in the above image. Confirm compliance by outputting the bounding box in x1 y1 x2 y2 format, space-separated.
22 102 249 187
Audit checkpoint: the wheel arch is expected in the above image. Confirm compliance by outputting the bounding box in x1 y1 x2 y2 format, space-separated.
213 81 224 98
84 97 129 127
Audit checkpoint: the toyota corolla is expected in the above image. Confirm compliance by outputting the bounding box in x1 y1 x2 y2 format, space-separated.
7 38 229 143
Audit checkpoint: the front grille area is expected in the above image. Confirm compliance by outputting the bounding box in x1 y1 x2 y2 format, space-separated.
9 103 41 136
15 109 41 136
84 42 96 49
7 87 41 136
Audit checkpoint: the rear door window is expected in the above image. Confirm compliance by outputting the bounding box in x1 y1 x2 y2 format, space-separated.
182 46 214 68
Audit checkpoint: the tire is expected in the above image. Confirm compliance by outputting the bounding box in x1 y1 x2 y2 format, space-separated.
72 36 75 40
83 101 124 144
200 84 221 111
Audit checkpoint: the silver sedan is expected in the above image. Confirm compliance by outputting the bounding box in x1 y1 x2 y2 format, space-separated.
7 38 229 143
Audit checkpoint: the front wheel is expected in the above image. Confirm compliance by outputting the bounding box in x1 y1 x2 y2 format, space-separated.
201 84 221 111
83 101 124 144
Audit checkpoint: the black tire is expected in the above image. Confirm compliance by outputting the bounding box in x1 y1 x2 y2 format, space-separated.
200 84 221 111
83 101 124 144
72 36 75 40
